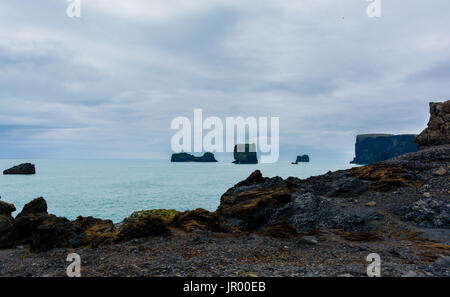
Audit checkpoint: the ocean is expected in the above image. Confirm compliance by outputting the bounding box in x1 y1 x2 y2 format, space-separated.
0 159 356 222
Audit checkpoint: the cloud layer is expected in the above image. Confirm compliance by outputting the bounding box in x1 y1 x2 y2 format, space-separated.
0 0 449 160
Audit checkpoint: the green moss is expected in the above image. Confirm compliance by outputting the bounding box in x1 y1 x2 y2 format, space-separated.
123 209 179 225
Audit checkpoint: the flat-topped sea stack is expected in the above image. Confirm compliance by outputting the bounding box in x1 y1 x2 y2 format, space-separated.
233 144 258 164
3 163 36 175
295 155 310 163
351 134 418 165
415 100 450 148
171 152 217 162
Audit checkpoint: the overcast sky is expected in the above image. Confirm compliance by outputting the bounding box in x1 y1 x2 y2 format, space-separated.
0 0 449 161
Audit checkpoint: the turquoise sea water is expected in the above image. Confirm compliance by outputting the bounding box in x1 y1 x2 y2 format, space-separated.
0 160 356 222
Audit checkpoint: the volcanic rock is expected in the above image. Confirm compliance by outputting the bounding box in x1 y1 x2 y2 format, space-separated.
170 208 224 232
3 163 36 175
171 152 217 162
295 155 310 163
233 144 258 164
116 216 169 242
415 100 450 148
351 134 418 165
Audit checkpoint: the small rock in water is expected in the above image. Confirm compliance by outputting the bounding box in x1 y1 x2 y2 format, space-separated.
365 201 377 207
423 192 431 198
433 167 447 176
339 273 353 277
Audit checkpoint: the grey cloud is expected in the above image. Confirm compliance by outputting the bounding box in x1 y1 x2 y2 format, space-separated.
0 0 449 160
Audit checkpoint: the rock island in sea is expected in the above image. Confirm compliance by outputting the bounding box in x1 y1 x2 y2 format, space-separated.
171 152 218 162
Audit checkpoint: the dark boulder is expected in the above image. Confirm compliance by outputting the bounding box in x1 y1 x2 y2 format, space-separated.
67 217 118 249
351 134 418 164
170 208 225 232
7 197 49 245
0 201 16 217
116 216 169 242
30 215 119 252
30 215 72 252
16 197 47 218
3 163 36 175
217 171 299 230
0 201 15 234
233 144 258 164
171 152 217 162
217 171 383 235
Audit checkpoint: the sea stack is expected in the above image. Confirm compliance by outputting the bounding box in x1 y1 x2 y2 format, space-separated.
233 144 258 164
295 155 310 163
171 152 218 162
415 100 450 148
3 163 36 175
351 134 418 165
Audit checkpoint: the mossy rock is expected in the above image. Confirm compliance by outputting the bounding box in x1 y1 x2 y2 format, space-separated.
123 209 180 225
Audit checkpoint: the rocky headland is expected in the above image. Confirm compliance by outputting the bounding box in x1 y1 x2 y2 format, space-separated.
171 152 217 162
351 134 418 165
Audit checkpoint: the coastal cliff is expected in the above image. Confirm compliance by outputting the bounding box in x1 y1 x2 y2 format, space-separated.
351 134 418 164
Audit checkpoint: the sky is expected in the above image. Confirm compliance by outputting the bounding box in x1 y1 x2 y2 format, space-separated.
0 0 449 161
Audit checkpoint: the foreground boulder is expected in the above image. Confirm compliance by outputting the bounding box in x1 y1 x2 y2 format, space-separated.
0 197 176 252
116 216 169 242
11 198 48 244
217 170 298 229
415 100 450 148
16 197 47 218
170 208 225 232
233 144 258 164
3 163 36 175
121 209 179 226
351 134 418 164
30 215 119 252
0 201 15 235
171 152 217 162
217 172 382 234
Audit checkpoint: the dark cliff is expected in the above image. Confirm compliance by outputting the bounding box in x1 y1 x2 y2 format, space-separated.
351 134 418 165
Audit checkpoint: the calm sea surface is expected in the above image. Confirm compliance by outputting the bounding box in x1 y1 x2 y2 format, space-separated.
0 160 356 222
